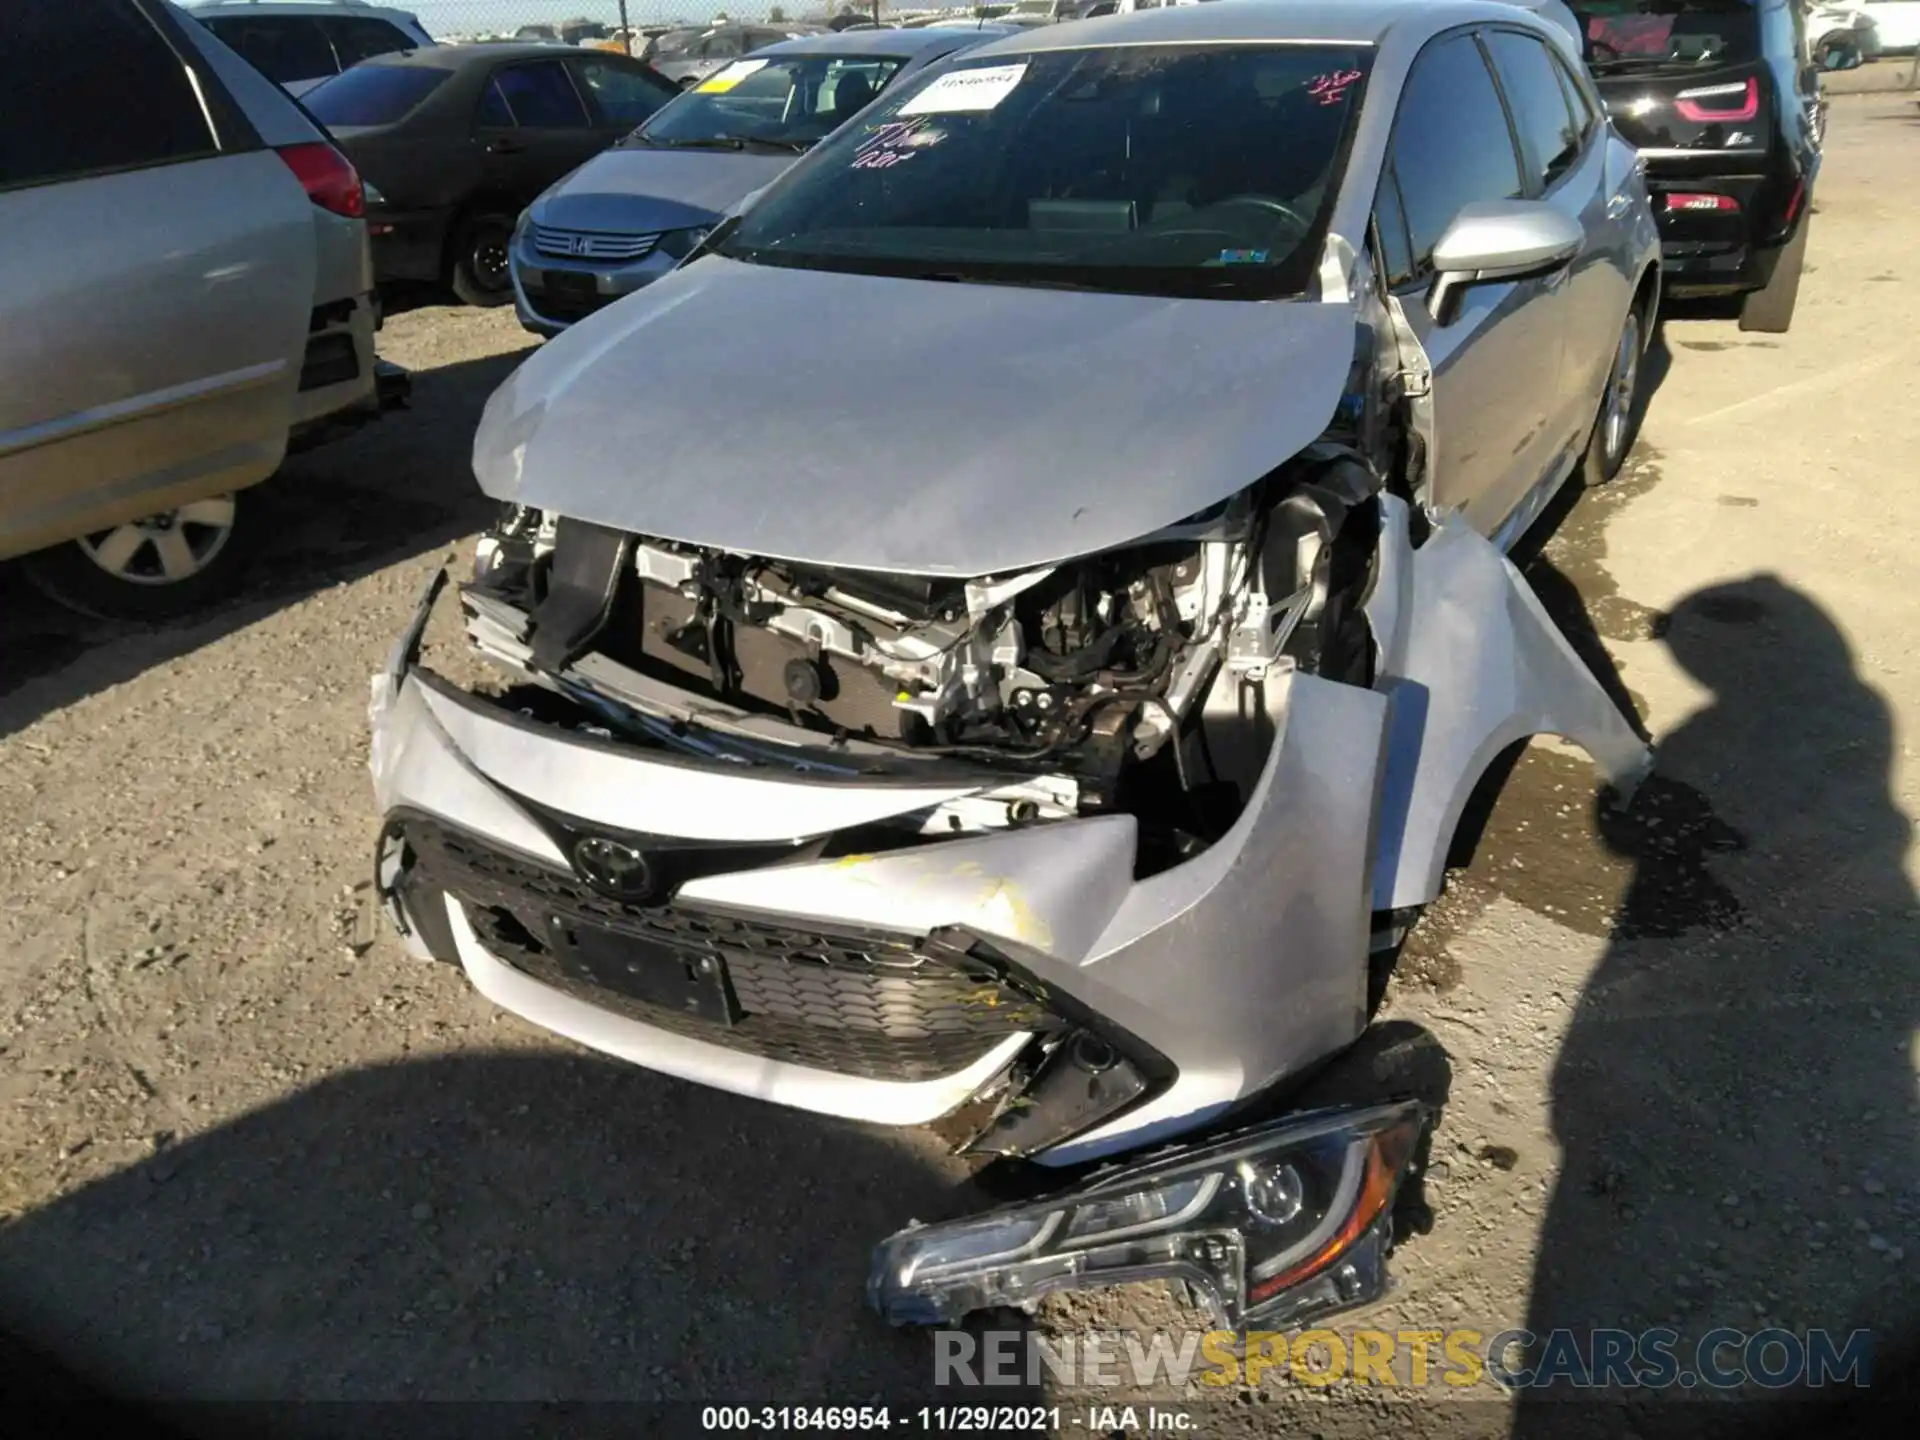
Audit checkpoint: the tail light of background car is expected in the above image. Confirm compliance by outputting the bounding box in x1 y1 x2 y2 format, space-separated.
1675 76 1760 124
276 142 366 219
1664 192 1742 213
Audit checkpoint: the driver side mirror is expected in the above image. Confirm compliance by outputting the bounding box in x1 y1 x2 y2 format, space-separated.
1428 200 1584 324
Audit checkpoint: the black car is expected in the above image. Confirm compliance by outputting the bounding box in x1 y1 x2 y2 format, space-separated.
1569 0 1819 331
302 44 680 305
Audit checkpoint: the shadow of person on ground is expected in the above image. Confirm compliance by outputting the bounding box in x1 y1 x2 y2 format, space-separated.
0 342 530 742
0 1051 1038 1431
1513 576 1920 1437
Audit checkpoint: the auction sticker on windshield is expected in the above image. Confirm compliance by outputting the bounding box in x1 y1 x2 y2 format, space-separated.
697 59 769 93
898 63 1028 116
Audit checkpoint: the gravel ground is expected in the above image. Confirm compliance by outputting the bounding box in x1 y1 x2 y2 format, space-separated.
2 97 1916 1438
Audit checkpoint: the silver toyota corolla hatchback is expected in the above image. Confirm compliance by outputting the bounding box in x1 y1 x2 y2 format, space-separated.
371 0 1660 1331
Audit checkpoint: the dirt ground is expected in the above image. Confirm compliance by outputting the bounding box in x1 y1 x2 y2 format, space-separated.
1 95 1916 1437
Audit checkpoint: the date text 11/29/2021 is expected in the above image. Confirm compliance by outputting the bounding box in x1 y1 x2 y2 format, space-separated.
701 1406 1196 1433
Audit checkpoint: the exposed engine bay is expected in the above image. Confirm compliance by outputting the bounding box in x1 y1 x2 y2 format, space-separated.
461 445 1384 867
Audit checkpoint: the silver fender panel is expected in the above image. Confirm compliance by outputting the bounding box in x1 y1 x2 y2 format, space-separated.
1367 498 1653 912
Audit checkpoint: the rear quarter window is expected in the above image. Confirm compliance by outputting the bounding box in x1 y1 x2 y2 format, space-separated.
203 13 339 83
304 64 450 127
321 15 420 68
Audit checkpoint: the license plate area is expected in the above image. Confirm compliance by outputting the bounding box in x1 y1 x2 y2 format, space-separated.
545 271 599 301
474 903 741 1026
562 920 740 1025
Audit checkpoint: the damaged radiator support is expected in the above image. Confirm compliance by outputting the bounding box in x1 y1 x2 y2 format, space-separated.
474 455 1377 828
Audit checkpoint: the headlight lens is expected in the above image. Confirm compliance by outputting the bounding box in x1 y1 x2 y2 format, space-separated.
656 225 712 261
870 1100 1426 1330
511 208 533 242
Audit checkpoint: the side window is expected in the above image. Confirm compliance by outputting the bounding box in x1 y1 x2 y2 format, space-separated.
1374 163 1416 291
203 15 339 84
322 16 418 68
1382 32 1525 284
1548 47 1599 137
572 56 677 124
821 61 888 116
702 33 744 60
485 60 590 128
476 78 513 127
1483 30 1583 190
3 0 219 191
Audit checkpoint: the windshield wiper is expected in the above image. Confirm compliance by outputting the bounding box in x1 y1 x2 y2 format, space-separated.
641 134 810 154
729 135 810 154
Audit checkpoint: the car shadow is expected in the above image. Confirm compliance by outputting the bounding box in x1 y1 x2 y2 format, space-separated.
0 1051 1033 1422
1510 576 1920 1433
0 344 529 744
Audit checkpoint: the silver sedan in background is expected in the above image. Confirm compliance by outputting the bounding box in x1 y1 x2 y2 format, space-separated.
509 26 1020 335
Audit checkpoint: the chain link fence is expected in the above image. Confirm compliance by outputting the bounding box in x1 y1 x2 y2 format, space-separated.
403 1 973 50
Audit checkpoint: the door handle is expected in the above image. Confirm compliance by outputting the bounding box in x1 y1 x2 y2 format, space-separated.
486 136 525 155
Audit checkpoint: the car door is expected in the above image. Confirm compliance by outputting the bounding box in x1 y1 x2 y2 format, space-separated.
1371 29 1568 540
473 58 603 203
1482 27 1628 493
0 0 314 563
567 53 681 141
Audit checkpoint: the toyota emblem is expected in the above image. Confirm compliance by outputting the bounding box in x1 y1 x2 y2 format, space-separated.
572 836 655 900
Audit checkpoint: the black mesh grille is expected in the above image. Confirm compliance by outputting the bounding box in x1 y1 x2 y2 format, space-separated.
403 818 1054 1083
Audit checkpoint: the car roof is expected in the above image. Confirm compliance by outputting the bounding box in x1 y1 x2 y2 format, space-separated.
746 27 999 59
966 0 1526 52
356 41 609 70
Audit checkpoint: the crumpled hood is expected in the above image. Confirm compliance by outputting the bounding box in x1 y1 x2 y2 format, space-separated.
528 149 794 234
474 254 1356 576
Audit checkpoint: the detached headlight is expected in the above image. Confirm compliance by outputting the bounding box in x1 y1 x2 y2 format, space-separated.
655 225 712 261
869 1100 1426 1331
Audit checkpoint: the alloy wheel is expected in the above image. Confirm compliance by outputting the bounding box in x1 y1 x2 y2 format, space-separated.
77 496 237 585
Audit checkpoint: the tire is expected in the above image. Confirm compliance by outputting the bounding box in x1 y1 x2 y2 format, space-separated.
1739 215 1810 334
1578 297 1648 487
22 492 248 621
448 209 516 308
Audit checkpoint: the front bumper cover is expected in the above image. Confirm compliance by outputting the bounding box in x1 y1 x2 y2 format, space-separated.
367 569 1392 1162
369 499 1650 1165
